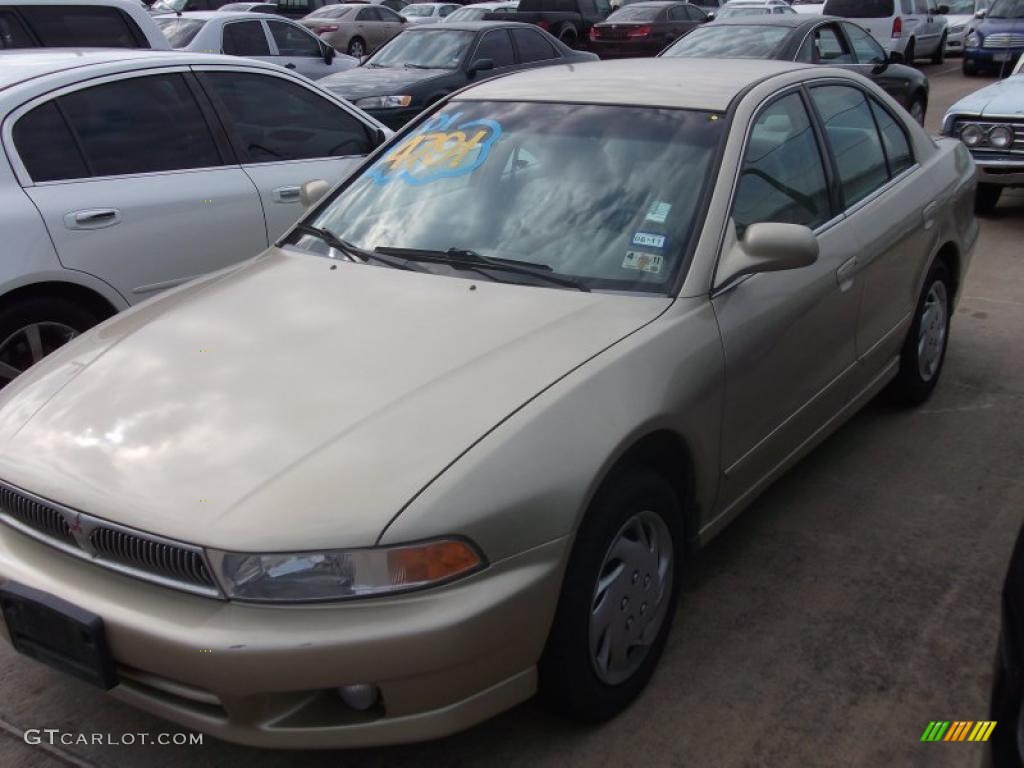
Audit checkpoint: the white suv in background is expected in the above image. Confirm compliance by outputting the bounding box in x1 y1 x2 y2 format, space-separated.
0 0 170 49
0 49 388 386
822 0 951 64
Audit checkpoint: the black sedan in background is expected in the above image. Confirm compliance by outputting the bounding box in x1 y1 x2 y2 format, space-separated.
589 1 707 58
660 14 930 123
988 521 1024 768
319 21 596 127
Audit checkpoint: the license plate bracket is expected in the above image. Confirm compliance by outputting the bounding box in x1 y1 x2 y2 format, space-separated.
993 52 1012 62
0 582 117 690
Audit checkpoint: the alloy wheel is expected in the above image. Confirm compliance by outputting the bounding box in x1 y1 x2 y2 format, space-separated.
917 281 948 382
0 321 78 386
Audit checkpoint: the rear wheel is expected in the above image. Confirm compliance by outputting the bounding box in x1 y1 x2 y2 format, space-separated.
975 183 1003 214
558 26 578 48
888 261 952 405
903 38 916 64
0 297 102 387
931 33 946 64
539 467 683 721
347 37 365 57
908 96 926 125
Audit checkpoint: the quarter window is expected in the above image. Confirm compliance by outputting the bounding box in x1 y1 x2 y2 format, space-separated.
0 10 33 48
733 92 831 236
869 99 914 176
199 72 373 161
222 20 270 55
12 102 88 182
473 29 515 68
511 28 558 62
810 85 889 208
268 20 320 56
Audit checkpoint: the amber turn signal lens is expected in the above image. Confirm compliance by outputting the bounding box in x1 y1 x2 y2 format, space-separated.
387 540 483 587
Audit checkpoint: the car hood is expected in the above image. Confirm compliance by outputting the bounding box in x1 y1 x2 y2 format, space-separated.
947 73 1024 117
319 65 450 100
0 249 670 552
945 13 974 26
979 18 1024 34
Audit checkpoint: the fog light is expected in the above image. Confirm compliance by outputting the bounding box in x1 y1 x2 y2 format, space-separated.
338 684 379 711
989 125 1013 150
960 123 983 147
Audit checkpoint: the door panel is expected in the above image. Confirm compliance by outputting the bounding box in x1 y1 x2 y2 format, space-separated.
713 91 860 509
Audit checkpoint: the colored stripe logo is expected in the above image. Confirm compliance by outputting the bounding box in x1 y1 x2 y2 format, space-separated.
921 721 997 742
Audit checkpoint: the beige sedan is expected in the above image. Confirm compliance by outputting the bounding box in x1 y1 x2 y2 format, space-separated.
0 58 977 748
300 2 407 57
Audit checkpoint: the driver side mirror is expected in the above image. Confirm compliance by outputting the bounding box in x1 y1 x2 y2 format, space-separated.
706 11 715 20
300 179 331 209
324 44 336 64
467 58 495 77
716 223 818 289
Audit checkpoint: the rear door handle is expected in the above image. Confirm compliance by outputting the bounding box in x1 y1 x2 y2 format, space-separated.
272 186 302 203
63 208 120 230
836 256 858 292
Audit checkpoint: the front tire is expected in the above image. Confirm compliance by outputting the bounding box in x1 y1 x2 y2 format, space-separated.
347 38 365 58
0 296 102 387
975 183 1003 214
539 467 683 722
888 261 952 405
558 26 578 48
931 34 946 64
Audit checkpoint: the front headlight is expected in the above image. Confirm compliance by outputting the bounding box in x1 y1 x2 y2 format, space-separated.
209 539 484 602
951 24 966 33
966 32 980 47
959 122 983 147
989 125 1014 149
355 95 413 109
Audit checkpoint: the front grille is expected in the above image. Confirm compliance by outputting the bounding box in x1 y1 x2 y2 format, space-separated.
0 480 221 598
983 33 1024 48
0 485 74 543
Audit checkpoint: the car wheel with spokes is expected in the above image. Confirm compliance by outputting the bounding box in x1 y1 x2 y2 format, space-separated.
888 260 953 405
0 297 102 388
908 96 926 125
348 38 365 58
539 466 682 721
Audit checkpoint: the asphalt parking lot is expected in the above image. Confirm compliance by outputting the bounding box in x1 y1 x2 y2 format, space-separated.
1 61 1022 768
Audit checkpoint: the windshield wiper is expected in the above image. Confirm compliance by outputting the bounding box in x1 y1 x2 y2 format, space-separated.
291 224 424 272
403 63 434 69
374 246 590 292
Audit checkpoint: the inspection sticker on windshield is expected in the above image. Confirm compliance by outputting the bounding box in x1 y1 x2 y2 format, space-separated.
622 251 663 275
645 201 671 224
369 111 502 187
631 231 666 250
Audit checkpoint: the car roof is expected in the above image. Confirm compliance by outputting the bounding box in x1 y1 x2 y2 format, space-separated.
0 48 280 92
614 1 685 6
708 13 840 27
456 57 812 110
413 20 535 30
155 10 280 19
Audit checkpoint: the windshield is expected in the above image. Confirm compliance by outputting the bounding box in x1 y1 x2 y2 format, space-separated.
295 101 725 293
368 29 473 68
156 17 205 47
988 0 1024 17
718 7 772 17
446 7 487 20
607 6 662 20
663 24 789 56
151 0 187 11
945 0 978 12
822 0 894 16
402 5 436 15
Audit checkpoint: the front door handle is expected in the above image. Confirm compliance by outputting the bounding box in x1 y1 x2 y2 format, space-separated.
272 185 302 203
923 201 939 230
285 63 297 69
836 256 858 292
63 208 121 230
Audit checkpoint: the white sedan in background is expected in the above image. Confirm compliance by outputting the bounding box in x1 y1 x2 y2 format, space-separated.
443 1 519 22
155 11 359 79
0 49 388 385
401 2 461 23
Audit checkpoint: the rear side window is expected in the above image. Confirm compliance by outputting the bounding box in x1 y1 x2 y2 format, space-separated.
843 22 887 64
12 101 88 182
822 0 895 16
19 5 146 47
268 20 320 55
0 9 34 48
57 74 222 178
869 100 914 176
223 20 270 55
473 28 515 68
810 85 889 207
733 92 831 236
511 27 558 62
199 72 373 161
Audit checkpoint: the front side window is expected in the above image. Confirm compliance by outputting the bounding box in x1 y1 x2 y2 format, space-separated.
222 20 270 55
296 101 726 293
662 24 790 57
913 0 929 13
156 17 206 48
843 22 887 64
200 72 372 161
811 24 855 62
473 29 515 67
0 10 33 48
810 85 889 207
368 30 474 68
268 20 320 55
19 5 144 47
511 27 559 61
733 92 831 236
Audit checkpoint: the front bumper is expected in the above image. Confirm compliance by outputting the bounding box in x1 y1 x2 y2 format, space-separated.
973 156 1024 187
0 523 568 748
964 46 1024 68
946 29 968 51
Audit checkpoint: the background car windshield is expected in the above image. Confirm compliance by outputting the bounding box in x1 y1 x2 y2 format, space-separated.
402 5 436 15
988 0 1024 17
369 29 473 67
306 6 357 18
446 7 487 19
944 0 977 12
607 6 662 20
152 0 187 11
305 101 725 292
718 8 771 17
663 24 789 56
156 17 206 47
822 0 894 16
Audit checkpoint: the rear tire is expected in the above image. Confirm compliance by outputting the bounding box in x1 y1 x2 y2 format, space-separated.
0 296 102 387
347 38 365 58
539 467 683 722
888 260 952 406
558 26 578 48
975 183 1003 214
931 34 946 64
903 38 916 64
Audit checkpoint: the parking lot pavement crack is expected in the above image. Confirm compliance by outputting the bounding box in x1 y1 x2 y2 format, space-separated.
0 715 97 768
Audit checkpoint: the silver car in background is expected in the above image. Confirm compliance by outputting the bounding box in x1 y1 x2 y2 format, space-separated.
155 10 359 78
